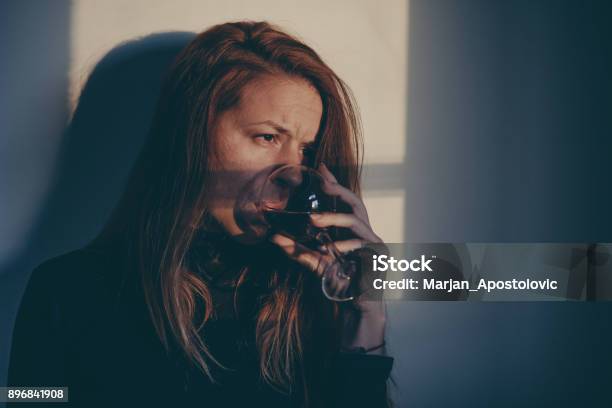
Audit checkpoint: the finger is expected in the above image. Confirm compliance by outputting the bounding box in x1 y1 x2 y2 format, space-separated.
320 239 364 254
270 234 329 277
319 163 370 224
310 213 381 243
323 180 370 223
319 162 338 183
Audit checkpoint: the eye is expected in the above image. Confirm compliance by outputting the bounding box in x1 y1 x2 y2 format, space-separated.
254 134 278 144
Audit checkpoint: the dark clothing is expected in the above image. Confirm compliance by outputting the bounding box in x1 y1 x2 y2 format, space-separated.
7 240 393 407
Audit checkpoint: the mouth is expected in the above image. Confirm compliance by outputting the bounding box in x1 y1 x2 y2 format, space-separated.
233 187 269 240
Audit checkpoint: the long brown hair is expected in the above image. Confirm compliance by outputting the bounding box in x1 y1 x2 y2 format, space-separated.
93 21 363 405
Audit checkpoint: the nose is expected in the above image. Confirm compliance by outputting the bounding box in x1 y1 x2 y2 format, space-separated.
280 142 304 166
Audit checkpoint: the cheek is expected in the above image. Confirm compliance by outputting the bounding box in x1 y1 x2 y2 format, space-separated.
213 130 265 172
210 132 264 206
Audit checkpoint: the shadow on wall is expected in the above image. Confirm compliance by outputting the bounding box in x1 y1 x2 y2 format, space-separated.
0 32 195 389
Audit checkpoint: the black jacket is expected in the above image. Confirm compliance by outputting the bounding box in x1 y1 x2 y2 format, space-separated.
7 242 393 407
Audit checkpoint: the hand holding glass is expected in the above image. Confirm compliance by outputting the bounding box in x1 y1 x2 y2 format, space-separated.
256 165 359 302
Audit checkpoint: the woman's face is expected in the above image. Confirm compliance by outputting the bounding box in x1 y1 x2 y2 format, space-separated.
208 74 323 238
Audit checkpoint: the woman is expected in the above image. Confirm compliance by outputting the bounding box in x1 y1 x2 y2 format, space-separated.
8 21 393 407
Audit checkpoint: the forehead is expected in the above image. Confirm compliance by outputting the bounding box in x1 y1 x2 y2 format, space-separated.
233 75 323 140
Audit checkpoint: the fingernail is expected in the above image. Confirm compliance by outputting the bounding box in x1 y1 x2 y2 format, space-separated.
310 213 322 219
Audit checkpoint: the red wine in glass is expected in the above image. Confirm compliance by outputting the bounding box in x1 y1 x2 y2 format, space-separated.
263 209 320 246
257 165 357 301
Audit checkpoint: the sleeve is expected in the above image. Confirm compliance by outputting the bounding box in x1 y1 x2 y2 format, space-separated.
7 263 69 405
329 352 394 407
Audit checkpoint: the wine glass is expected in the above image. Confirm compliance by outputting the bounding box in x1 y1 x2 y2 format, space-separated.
255 164 359 302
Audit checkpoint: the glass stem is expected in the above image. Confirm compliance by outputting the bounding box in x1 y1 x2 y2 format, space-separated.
315 229 351 279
